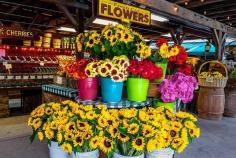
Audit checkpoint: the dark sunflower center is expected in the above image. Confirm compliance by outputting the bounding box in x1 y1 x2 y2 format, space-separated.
124 34 128 39
79 123 85 127
76 137 82 143
101 68 106 73
107 31 111 36
120 133 126 138
136 139 142 145
104 141 111 147
113 128 117 133
107 120 112 125
170 130 177 137
89 39 94 44
69 125 74 130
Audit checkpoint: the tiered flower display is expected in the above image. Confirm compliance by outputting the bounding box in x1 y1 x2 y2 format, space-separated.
76 24 151 59
160 72 198 103
28 101 200 158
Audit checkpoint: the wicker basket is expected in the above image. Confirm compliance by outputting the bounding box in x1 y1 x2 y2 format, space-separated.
197 60 228 88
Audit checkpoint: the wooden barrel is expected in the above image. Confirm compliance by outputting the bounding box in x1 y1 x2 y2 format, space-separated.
224 79 236 117
197 87 225 120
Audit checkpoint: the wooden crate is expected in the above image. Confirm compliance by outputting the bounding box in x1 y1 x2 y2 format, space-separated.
0 109 9 118
42 92 69 103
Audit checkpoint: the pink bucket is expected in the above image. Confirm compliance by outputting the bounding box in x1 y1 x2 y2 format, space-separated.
77 77 98 100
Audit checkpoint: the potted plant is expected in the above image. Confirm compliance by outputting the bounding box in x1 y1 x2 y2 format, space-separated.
127 60 163 102
65 59 99 101
90 55 129 103
156 72 198 111
28 102 69 158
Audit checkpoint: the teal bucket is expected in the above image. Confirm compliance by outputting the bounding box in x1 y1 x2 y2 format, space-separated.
100 77 124 103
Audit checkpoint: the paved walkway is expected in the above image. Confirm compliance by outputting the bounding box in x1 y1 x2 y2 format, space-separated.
0 117 236 158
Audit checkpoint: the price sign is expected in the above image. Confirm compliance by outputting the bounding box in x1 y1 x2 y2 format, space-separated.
23 76 29 79
43 75 49 79
7 75 14 79
37 75 42 79
57 76 63 84
49 75 53 79
40 62 45 66
5 64 12 69
0 76 5 80
30 75 36 79
15 76 21 80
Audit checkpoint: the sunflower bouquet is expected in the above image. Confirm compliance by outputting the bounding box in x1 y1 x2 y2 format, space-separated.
75 24 151 60
28 101 201 158
85 55 130 82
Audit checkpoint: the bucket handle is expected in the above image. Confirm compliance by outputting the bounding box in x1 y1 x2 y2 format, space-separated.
198 60 228 78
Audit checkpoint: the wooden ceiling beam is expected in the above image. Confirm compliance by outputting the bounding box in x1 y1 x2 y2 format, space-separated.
197 2 236 11
185 0 225 9
210 12 236 19
132 0 236 35
206 7 236 16
40 0 89 10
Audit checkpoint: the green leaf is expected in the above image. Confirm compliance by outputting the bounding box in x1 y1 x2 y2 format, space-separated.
29 129 38 144
117 127 128 135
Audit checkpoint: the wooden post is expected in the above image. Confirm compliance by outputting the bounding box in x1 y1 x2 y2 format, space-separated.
212 29 227 61
170 28 186 45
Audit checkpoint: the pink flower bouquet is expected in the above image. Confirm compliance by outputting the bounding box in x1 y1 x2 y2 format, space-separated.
160 72 198 103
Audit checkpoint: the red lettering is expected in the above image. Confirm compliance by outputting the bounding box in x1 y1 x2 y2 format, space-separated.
133 11 138 21
114 7 122 17
138 13 144 22
101 3 107 14
143 14 149 23
123 9 133 19
108 5 113 16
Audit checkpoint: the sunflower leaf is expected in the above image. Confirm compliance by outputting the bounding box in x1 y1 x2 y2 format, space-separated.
117 127 128 135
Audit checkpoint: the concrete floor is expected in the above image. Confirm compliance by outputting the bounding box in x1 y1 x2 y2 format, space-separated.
0 117 236 158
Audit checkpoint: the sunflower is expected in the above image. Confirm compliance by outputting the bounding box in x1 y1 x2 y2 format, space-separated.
142 124 155 138
45 107 53 115
58 124 65 132
159 43 169 58
37 131 44 141
102 24 112 34
110 67 119 76
45 129 54 139
64 132 74 141
181 127 189 142
65 122 76 132
184 121 196 129
98 65 109 77
86 111 97 120
172 121 183 131
98 117 108 128
169 128 179 138
90 136 100 149
107 126 118 138
109 35 117 46
73 133 84 147
76 33 83 43
104 29 113 39
132 137 145 151
169 45 179 56
84 129 93 140
78 110 86 119
121 32 133 43
147 139 156 152
171 138 183 149
99 137 114 154
140 46 151 59
51 103 61 111
32 118 42 129
117 132 129 142
86 37 95 48
76 121 90 131
165 109 174 120
127 123 139 135
50 121 58 130
76 42 83 52
83 104 93 111
189 127 200 138
139 110 149 122
111 75 122 82
57 132 63 143
36 107 45 117
61 143 72 153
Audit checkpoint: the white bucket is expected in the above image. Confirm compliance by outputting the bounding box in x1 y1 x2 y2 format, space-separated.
146 148 174 158
70 149 99 158
48 141 69 158
113 153 144 158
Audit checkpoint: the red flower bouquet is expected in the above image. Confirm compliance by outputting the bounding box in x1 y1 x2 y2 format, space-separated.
65 59 95 80
168 45 188 65
128 60 163 80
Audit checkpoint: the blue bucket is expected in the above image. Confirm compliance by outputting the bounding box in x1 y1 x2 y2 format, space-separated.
100 77 124 103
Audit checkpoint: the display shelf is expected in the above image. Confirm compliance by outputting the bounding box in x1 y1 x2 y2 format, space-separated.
76 98 152 109
42 84 77 99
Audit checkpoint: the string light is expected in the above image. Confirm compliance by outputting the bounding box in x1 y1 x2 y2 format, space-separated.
204 11 207 15
184 1 188 5
227 16 230 20
201 0 204 2
174 5 179 12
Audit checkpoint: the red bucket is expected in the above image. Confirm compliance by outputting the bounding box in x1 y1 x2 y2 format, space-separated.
77 77 98 100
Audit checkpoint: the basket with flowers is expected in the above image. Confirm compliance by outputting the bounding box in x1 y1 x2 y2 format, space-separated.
65 59 99 101
28 101 200 158
76 24 151 60
85 55 130 103
127 60 163 102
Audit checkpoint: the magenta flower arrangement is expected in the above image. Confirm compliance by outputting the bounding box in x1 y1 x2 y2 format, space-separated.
160 72 198 103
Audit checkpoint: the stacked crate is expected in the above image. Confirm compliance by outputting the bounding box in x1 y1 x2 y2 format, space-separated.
0 92 9 117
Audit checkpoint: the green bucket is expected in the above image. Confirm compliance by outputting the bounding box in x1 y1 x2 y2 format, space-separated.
127 78 149 102
155 62 167 84
157 101 175 111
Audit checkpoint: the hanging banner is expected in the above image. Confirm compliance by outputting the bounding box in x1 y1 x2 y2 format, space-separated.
98 0 151 25
0 27 34 39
